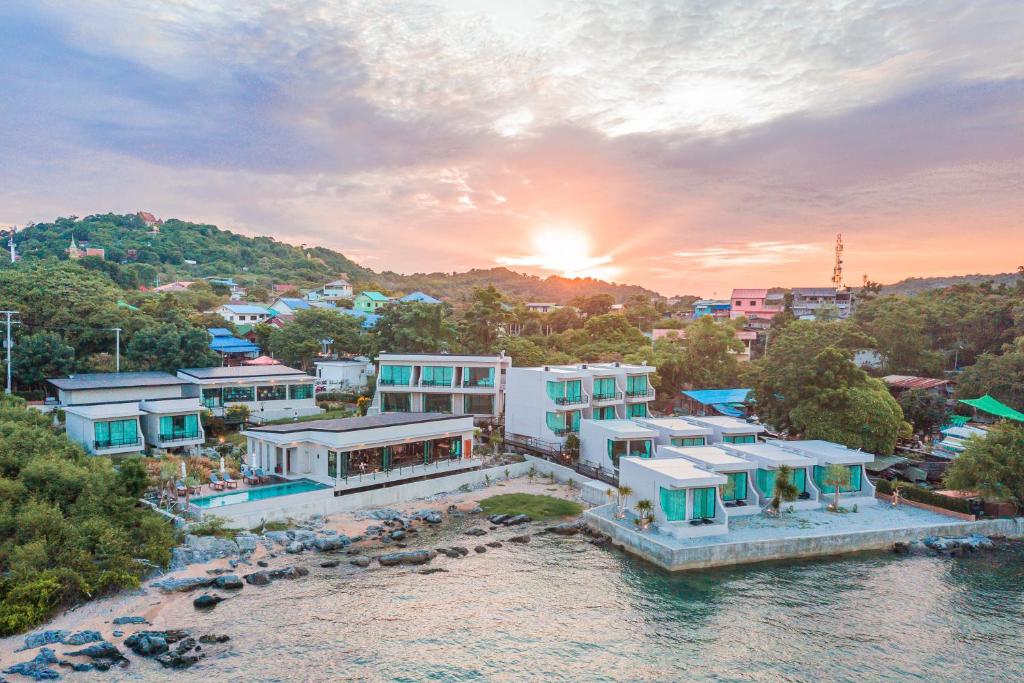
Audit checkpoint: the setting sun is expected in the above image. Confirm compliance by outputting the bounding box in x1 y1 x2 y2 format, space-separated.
497 228 622 280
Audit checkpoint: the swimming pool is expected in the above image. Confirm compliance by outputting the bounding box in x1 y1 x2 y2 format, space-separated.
190 479 330 508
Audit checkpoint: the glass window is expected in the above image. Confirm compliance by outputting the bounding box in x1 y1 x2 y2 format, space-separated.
627 439 652 458
257 384 287 401
546 379 582 404
159 414 200 441
723 434 756 444
692 487 717 519
327 450 338 478
626 375 648 397
94 419 138 448
463 367 494 387
659 487 687 522
813 465 862 494
380 365 411 386
201 387 222 409
608 440 629 466
592 377 617 400
289 384 313 400
382 393 411 412
594 406 616 420
756 469 776 497
463 394 494 414
722 472 747 502
223 385 254 402
546 411 566 434
671 436 705 447
421 366 453 386
425 394 452 413
627 403 648 418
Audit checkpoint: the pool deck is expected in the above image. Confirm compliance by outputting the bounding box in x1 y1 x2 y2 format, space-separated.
585 503 1024 572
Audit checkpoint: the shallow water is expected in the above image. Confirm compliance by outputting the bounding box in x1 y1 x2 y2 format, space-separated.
94 521 1024 682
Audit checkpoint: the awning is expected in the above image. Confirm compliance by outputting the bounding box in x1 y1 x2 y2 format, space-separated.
864 455 908 473
958 395 1024 422
712 403 744 417
682 388 752 406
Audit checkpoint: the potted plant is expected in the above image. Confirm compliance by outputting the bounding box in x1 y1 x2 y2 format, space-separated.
635 499 653 530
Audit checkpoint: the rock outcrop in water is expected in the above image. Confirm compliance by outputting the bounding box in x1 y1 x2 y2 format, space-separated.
377 550 437 566
124 629 229 670
4 647 60 680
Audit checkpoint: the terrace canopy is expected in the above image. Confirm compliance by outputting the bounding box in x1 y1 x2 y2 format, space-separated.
681 388 752 417
958 395 1024 423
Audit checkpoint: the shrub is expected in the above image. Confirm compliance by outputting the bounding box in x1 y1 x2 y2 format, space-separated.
876 479 972 514
188 516 242 538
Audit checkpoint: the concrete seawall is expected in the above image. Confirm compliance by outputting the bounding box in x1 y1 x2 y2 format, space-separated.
584 508 1024 572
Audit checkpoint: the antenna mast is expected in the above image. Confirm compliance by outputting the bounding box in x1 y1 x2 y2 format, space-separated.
832 233 844 289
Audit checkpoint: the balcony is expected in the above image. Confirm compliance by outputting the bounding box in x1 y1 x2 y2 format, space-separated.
158 431 203 443
625 387 656 401
94 438 142 451
550 426 577 436
420 379 453 387
462 379 495 388
378 379 409 387
553 393 589 408
591 390 623 404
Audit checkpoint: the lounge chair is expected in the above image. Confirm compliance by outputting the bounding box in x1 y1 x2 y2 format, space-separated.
254 468 268 484
222 472 239 489
209 473 225 491
175 480 187 497
241 466 255 484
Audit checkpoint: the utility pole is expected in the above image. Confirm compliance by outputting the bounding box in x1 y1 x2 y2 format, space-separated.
2 310 18 394
111 327 122 372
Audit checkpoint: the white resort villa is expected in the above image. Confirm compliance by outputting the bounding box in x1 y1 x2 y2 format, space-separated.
678 415 765 444
619 457 729 539
177 364 320 423
709 441 821 511
48 371 204 455
633 417 713 447
369 352 510 422
578 419 658 473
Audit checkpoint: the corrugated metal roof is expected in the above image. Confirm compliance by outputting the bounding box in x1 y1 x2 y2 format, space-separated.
49 372 187 390
882 375 950 390
730 288 769 298
791 287 838 297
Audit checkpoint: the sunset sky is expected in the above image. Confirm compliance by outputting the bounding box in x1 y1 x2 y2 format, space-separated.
1 1 1022 296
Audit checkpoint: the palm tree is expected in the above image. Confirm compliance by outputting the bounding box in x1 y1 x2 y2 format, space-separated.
823 464 852 511
616 485 633 518
605 487 616 511
635 499 653 529
770 464 799 514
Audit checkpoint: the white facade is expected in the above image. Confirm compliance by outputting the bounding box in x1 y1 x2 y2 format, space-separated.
306 279 353 301
716 442 821 510
315 358 375 392
659 445 762 516
371 353 511 422
215 303 271 324
619 457 728 539
633 417 713 447
504 362 656 444
242 413 476 484
768 439 877 506
177 365 320 422
579 419 658 473
680 415 765 444
49 372 203 455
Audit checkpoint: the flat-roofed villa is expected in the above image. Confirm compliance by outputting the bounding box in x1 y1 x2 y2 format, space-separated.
717 442 821 510
659 445 762 516
504 362 656 446
770 439 877 507
579 419 657 474
48 371 204 455
241 413 476 486
619 457 728 539
680 415 765 445
177 365 320 422
633 417 713 447
370 352 510 423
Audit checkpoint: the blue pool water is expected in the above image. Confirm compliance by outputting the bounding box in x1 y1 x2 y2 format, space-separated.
190 478 329 508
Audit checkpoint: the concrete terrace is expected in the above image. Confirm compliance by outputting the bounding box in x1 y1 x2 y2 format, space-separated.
585 502 1024 571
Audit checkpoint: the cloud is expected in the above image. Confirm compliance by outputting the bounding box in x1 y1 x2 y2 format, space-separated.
665 242 828 270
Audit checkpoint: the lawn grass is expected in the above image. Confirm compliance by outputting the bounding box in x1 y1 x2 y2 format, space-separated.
260 408 354 426
479 493 582 520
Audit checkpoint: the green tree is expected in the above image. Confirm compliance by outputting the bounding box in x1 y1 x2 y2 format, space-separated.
955 337 1024 408
570 294 615 319
897 388 950 437
555 313 649 361
457 286 508 354
372 301 456 354
789 379 908 455
945 422 1024 511
268 308 364 368
854 297 942 374
125 323 219 372
11 332 75 389
770 465 799 512
545 306 582 333
823 463 852 511
677 317 743 389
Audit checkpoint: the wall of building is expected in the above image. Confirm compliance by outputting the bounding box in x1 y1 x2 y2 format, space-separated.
60 384 183 406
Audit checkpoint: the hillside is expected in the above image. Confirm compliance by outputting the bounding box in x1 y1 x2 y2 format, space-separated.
6 213 661 303
881 271 1020 295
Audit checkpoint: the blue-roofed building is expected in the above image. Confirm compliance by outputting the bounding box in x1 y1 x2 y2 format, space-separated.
268 297 311 315
340 309 381 330
692 300 731 319
681 388 753 418
354 291 391 314
208 328 261 365
215 303 271 325
399 291 441 304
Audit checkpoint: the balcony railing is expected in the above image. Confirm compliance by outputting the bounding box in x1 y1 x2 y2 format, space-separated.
378 379 409 386
626 387 656 399
94 438 142 450
462 379 495 388
420 379 452 387
553 393 589 407
591 390 623 402
550 426 578 436
159 431 203 443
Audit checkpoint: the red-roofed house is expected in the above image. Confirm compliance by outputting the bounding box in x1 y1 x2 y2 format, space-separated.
729 289 783 327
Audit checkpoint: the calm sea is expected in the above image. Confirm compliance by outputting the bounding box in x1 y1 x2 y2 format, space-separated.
101 520 1024 682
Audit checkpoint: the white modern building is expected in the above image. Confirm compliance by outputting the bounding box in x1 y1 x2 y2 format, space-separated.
177 365 320 422
579 419 658 473
680 415 765 444
659 445 762 516
504 362 656 445
242 413 477 487
314 357 375 392
48 372 204 455
769 439 877 506
717 442 820 511
791 287 854 320
633 417 713 447
370 352 511 423
619 457 728 539
306 278 353 302
214 303 271 325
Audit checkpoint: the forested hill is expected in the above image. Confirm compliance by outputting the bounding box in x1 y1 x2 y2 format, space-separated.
7 213 661 302
881 271 1020 295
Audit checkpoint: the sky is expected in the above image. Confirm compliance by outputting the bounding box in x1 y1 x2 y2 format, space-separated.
1 0 1022 296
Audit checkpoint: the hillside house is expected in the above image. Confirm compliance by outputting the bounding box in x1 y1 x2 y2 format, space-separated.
354 291 391 313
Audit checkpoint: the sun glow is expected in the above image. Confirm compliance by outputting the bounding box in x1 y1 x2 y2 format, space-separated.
497 228 621 280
